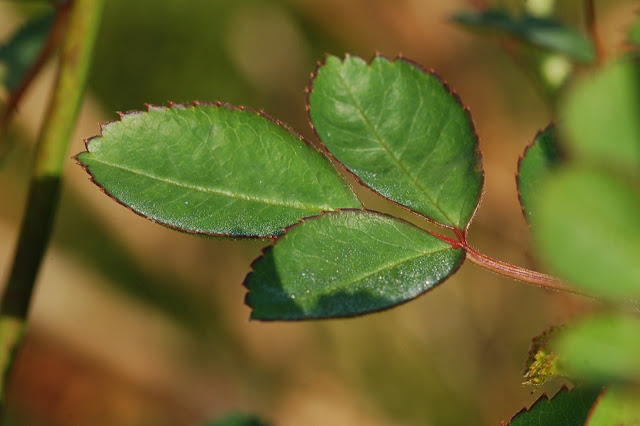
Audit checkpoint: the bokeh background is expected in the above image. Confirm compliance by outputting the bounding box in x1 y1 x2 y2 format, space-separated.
0 1 637 425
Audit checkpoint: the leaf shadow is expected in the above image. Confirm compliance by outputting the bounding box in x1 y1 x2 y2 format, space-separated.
246 250 399 321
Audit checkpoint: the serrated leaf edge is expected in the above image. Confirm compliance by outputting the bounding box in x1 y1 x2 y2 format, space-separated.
506 384 605 425
508 384 570 424
242 208 466 321
305 52 485 234
75 101 361 239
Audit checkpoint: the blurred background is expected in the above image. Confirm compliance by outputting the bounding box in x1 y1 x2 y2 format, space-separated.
0 1 637 425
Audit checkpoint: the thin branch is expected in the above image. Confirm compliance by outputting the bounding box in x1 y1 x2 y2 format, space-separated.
585 0 605 64
427 228 585 296
0 0 105 414
464 245 586 296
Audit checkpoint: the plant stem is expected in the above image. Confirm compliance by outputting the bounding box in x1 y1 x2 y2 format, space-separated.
464 244 585 296
423 228 583 296
0 0 105 414
585 0 605 64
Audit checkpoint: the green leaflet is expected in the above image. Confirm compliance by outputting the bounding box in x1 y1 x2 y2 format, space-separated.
561 57 640 173
554 314 640 383
586 385 640 425
517 124 563 224
453 9 594 62
308 54 483 231
534 167 640 300
76 103 360 237
245 209 464 320
0 11 55 91
507 385 603 426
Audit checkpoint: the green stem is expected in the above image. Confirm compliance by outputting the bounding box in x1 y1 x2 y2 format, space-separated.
0 0 105 414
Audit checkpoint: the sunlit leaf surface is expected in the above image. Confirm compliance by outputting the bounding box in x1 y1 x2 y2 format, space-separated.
245 209 464 320
309 54 483 230
77 104 360 237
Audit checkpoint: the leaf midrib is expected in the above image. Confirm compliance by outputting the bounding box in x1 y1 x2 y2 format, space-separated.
335 64 457 228
87 156 331 212
320 246 455 295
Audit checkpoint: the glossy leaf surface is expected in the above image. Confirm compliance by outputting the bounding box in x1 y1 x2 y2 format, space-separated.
309 54 483 230
586 385 640 425
0 11 54 90
245 210 464 320
453 10 594 62
562 58 640 172
507 385 602 426
555 314 640 383
517 125 562 224
77 104 360 237
534 168 640 300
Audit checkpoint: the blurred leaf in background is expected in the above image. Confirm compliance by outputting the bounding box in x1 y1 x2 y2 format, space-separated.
6 0 636 425
452 9 594 62
0 9 54 91
554 314 640 384
562 57 640 172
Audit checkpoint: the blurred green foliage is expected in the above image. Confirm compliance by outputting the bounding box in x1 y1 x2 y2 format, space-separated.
90 0 343 115
7 1 639 424
0 10 53 90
